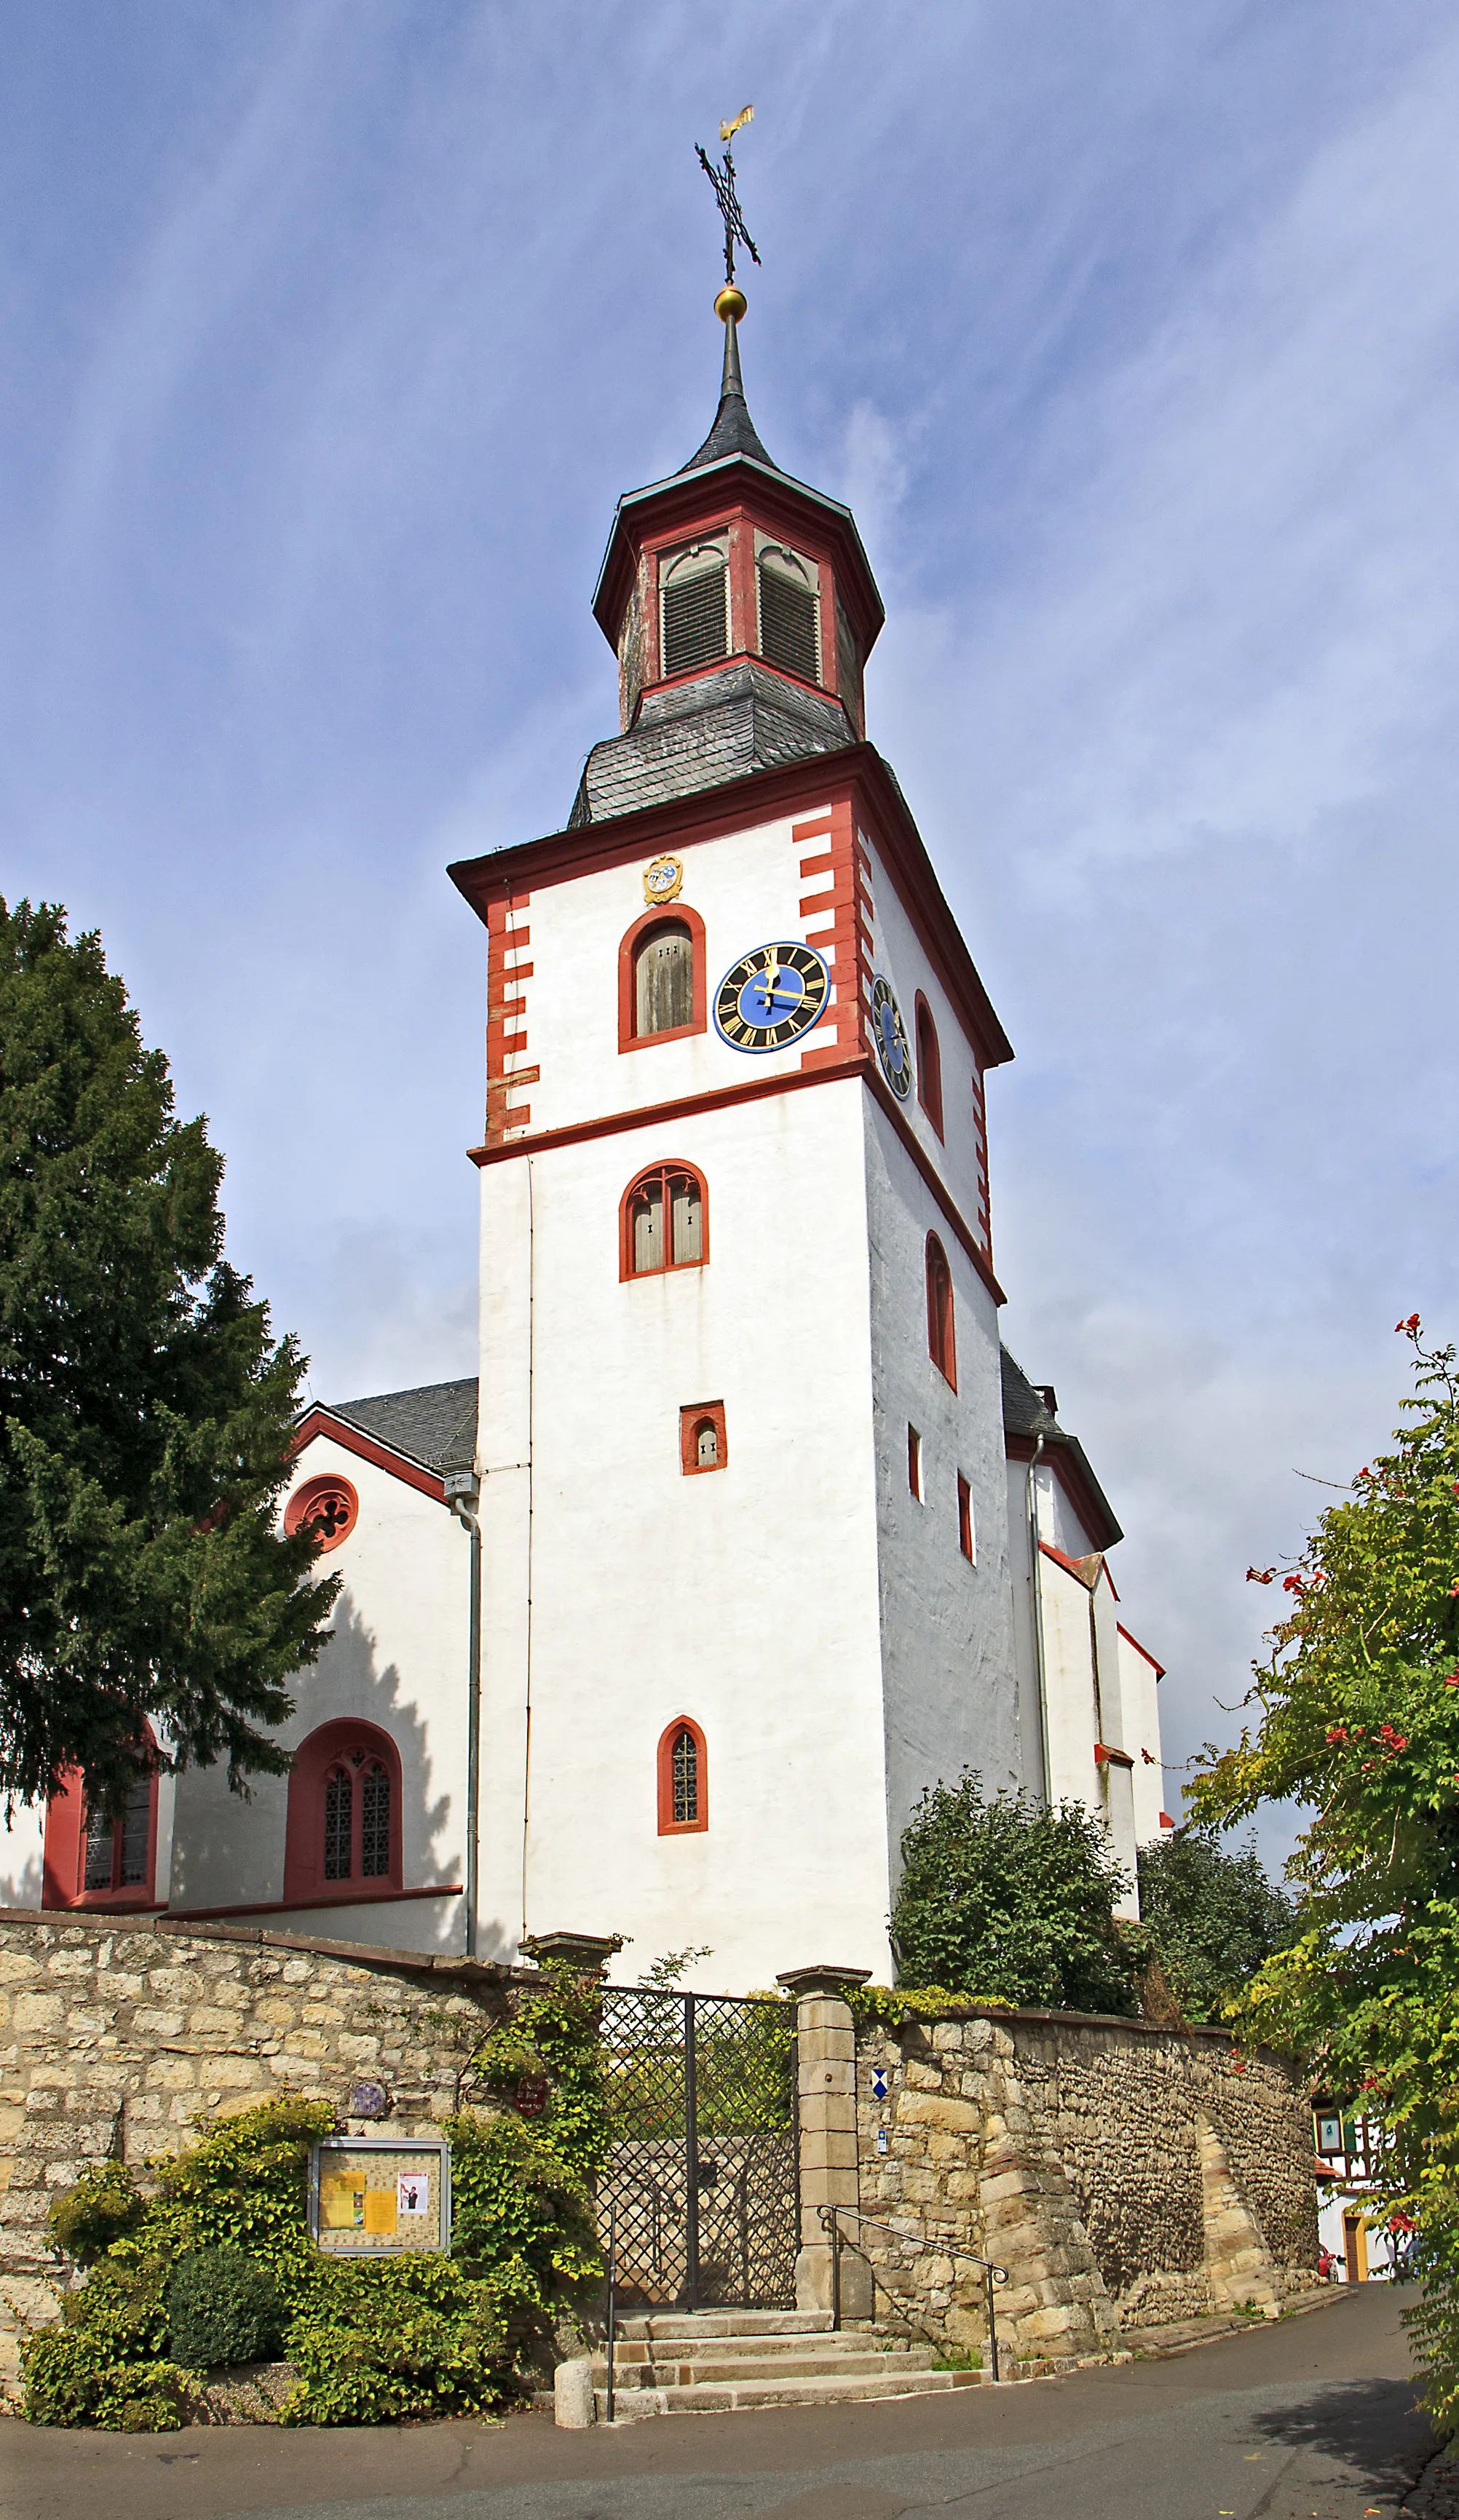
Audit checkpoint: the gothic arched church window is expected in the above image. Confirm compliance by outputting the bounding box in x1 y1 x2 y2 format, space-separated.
622 1162 708 1278
926 1232 957 1391
634 919 694 1037
284 1719 403 1901
756 539 821 684
41 1729 160 1910
657 1717 708 1834
660 540 729 678
285 1473 359 1554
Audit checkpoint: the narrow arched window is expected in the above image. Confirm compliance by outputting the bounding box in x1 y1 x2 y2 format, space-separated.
926 1232 957 1390
661 542 728 677
915 995 944 1138
82 1771 154 1894
757 542 821 682
284 1720 403 1901
44 1729 160 1910
658 1717 708 1834
622 1162 708 1278
634 920 694 1037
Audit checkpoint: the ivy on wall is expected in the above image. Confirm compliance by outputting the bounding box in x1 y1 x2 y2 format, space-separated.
23 1962 609 2430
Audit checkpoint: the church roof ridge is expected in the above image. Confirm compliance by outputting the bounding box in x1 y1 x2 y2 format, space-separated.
1000 1347 1123 1550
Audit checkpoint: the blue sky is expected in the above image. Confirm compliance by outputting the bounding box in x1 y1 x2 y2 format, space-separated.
4 2 1457 1869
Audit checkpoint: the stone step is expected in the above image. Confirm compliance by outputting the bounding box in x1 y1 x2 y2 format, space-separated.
606 2329 909 2371
614 2309 832 2339
598 2345 941 2388
596 2366 979 2418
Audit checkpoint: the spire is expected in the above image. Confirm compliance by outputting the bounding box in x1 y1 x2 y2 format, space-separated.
681 284 778 473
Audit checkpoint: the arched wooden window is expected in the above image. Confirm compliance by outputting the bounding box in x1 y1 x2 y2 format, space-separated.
622 1160 708 1279
657 1717 708 1835
41 1729 160 1911
283 1719 403 1903
926 1232 957 1390
618 904 707 1052
681 1400 727 1475
915 994 944 1138
660 541 728 677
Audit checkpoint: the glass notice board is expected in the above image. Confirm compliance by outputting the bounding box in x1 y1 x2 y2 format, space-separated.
308 2137 451 2257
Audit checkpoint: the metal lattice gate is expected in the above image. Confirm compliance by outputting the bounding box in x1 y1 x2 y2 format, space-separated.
597 1987 799 2310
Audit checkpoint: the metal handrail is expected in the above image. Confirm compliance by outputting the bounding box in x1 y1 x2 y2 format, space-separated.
818 2203 1010 2380
605 2201 617 2422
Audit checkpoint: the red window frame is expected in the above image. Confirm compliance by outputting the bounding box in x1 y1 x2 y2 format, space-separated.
284 1473 359 1554
41 1731 161 1911
283 1719 403 1903
657 1717 708 1835
620 1159 710 1281
617 904 708 1053
914 993 944 1138
681 1400 727 1475
926 1232 957 1390
957 1473 976 1563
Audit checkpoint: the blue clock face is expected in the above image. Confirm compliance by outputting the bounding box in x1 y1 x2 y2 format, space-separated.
871 976 912 1099
714 940 830 1054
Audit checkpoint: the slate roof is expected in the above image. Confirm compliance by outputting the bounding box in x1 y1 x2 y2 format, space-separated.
322 1378 478 1476
1000 1347 1123 1550
568 656 855 827
680 315 779 474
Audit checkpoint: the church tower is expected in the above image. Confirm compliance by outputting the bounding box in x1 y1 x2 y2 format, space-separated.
448 284 1029 1985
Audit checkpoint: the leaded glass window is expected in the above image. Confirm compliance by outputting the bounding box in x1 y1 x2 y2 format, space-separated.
323 1766 352 1881
360 1762 390 1879
671 1725 698 1826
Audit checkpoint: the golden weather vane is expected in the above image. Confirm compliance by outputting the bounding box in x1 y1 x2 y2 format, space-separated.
696 105 761 291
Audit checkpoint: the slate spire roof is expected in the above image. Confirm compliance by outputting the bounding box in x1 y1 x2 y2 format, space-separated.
679 308 778 474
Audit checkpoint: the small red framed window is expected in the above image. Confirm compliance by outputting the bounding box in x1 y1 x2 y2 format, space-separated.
618 905 708 1052
915 994 944 1138
957 1473 976 1563
657 1718 708 1834
622 1160 708 1278
926 1234 957 1390
283 1719 403 1901
908 1423 923 1502
681 1400 727 1475
285 1474 359 1553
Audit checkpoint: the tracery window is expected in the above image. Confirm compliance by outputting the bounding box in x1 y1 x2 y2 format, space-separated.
284 1474 359 1553
623 1162 707 1277
657 1717 708 1834
660 542 729 677
926 1233 957 1390
283 1720 402 1901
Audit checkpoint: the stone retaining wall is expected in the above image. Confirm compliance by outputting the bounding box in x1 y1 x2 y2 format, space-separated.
0 1909 515 2397
853 2005 1321 2362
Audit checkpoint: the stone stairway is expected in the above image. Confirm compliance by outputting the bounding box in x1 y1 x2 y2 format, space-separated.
590 2307 980 2418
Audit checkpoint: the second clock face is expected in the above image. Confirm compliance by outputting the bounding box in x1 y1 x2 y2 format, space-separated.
714 940 830 1053
871 975 913 1100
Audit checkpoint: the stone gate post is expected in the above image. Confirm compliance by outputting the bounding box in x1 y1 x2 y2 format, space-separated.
778 1964 873 2320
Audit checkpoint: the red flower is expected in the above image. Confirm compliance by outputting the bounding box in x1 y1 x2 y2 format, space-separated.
1326 1726 1348 1745
1396 1314 1421 1334
1246 1566 1276 1585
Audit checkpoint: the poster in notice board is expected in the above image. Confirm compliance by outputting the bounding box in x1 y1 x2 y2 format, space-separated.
309 2139 451 2256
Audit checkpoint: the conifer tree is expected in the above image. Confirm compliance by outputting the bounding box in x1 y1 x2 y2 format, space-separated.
0 899 337 1816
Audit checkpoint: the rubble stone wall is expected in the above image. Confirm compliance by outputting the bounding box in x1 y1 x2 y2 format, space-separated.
0 1909 510 2396
854 2005 1321 2362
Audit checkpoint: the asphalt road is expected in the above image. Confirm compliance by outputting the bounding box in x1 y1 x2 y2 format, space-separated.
0 2286 1434 2520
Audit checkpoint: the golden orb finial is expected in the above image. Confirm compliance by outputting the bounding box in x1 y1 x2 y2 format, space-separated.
715 283 747 325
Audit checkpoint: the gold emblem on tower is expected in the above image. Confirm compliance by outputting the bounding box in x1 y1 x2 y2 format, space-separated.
643 854 684 906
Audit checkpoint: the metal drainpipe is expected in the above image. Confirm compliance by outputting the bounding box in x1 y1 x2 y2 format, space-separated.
448 1491 483 1958
1027 1433 1052 1802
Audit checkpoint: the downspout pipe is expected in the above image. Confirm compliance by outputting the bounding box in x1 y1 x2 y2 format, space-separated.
446 1476 483 1958
1027 1434 1051 1803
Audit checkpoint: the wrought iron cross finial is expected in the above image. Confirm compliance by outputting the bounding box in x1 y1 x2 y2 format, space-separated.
696 106 761 289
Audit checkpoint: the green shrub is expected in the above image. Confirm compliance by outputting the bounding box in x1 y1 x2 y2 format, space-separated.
46 2163 147 2265
282 2255 510 2425
21 2328 193 2433
140 2096 333 2307
165 2246 284 2369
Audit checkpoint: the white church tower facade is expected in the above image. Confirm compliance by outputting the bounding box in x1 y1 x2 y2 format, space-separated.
1 296 1170 1982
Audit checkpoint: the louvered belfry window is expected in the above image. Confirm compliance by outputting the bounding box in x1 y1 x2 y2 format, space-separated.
757 543 820 682
661 543 729 677
634 920 693 1036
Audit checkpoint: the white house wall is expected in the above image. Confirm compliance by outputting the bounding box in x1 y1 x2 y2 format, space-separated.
476 1077 893 1991
167 1435 471 1952
1003 1459 1051 1800
0 1801 44 1909
864 1098 1021 1883
1119 1629 1169 1845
